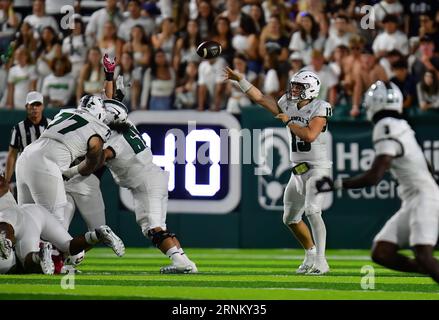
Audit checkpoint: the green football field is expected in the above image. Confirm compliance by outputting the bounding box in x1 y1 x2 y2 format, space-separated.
0 248 438 300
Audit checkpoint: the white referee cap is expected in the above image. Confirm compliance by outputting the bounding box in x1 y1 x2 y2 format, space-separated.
26 91 44 105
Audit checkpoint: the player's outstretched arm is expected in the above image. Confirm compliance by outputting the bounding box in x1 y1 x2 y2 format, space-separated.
223 66 280 115
63 136 105 178
315 155 393 193
102 53 116 99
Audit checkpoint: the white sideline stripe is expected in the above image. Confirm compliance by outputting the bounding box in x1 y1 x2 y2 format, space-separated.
90 253 372 260
3 285 439 297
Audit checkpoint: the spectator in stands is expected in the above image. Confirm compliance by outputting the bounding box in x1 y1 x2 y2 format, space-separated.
62 14 88 78
85 0 124 42
0 0 21 54
196 0 216 41
114 52 142 111
372 14 409 59
417 12 439 53
175 61 198 110
390 59 416 110
98 21 122 62
35 25 62 88
220 0 253 35
42 55 75 108
324 14 353 61
76 47 104 102
305 49 338 106
249 3 266 33
118 0 155 41
342 35 365 96
14 22 37 59
140 49 176 110
380 49 404 79
411 35 439 83
288 12 325 65
173 19 201 78
197 55 227 111
151 17 177 65
123 25 152 70
288 51 305 77
372 0 404 29
351 47 388 117
226 53 258 114
232 16 260 73
262 43 287 99
23 0 59 38
259 15 289 63
403 0 438 38
6 46 37 109
261 0 290 32
211 16 235 65
417 69 439 111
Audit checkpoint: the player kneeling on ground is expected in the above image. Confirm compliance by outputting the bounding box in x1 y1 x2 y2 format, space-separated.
0 175 124 275
316 81 439 283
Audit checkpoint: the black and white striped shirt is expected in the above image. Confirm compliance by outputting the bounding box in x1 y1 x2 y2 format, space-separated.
9 117 50 153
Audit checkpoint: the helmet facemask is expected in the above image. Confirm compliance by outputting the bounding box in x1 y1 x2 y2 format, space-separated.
288 82 308 102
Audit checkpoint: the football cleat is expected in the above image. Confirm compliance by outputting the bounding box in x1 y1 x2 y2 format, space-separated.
306 259 330 276
0 231 13 260
160 263 194 274
96 225 125 257
39 242 55 275
296 252 315 274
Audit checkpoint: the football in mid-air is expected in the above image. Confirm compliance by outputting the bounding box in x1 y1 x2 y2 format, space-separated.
196 41 222 59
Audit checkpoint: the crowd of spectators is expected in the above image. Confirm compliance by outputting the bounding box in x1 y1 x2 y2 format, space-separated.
1 0 439 119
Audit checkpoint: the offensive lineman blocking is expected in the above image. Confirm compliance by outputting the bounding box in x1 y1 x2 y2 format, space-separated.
224 67 332 274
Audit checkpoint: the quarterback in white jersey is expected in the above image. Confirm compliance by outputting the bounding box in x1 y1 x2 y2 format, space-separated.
15 96 111 227
316 81 439 284
225 67 332 275
101 99 197 274
0 175 124 275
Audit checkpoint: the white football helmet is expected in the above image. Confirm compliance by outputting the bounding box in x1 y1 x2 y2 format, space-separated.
78 95 107 122
364 81 403 121
287 70 321 101
103 99 128 125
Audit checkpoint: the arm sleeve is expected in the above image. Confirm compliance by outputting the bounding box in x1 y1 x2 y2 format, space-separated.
374 138 402 157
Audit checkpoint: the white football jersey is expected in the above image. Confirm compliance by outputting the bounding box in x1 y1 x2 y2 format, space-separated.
40 109 111 162
277 95 332 168
105 124 161 189
373 117 439 199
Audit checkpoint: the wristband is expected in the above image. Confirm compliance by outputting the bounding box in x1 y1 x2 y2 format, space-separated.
105 71 114 81
63 165 79 179
238 78 252 93
334 177 343 190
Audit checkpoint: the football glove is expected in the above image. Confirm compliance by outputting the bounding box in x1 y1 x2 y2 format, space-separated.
315 176 342 193
103 54 116 81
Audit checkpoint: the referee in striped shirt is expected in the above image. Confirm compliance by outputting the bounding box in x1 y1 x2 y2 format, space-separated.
5 91 50 183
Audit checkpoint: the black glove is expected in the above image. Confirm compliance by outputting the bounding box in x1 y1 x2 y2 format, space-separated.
315 176 336 193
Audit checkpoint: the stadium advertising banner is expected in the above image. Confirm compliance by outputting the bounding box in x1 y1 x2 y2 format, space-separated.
0 108 438 248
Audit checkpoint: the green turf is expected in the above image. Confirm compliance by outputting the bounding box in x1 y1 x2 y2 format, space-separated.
0 248 438 300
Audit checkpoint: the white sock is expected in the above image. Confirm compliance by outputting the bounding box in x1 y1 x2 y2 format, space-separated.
85 231 99 244
166 246 186 265
307 214 327 259
178 247 192 264
32 252 41 264
306 246 316 256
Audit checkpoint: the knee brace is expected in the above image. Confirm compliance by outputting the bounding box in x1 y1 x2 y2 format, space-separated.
147 229 176 247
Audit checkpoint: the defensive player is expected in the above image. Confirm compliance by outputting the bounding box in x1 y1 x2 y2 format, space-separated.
101 99 198 274
316 81 439 283
225 67 332 275
0 175 124 275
